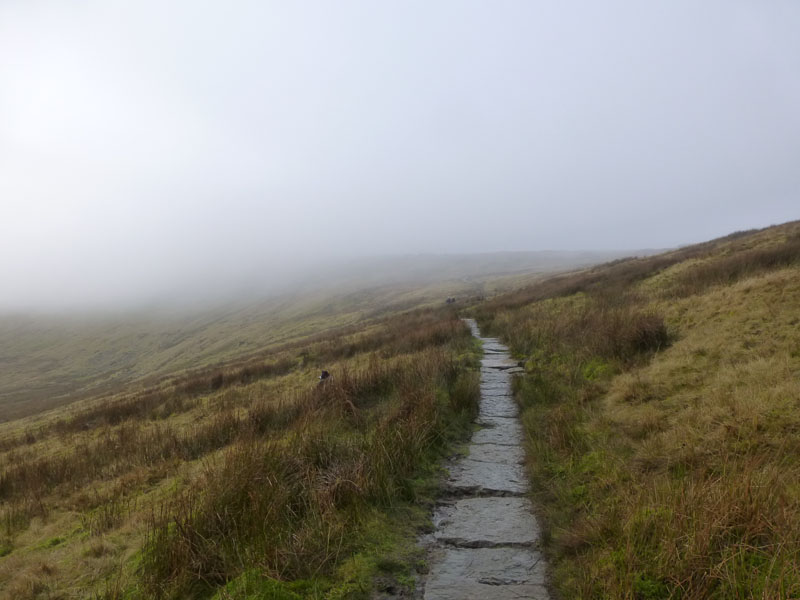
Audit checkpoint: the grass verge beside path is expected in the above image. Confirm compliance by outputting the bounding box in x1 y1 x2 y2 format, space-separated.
135 325 481 599
0 309 480 599
473 222 800 599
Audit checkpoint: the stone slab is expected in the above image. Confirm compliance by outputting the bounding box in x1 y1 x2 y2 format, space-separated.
423 581 549 600
481 362 513 370
477 413 522 426
481 372 511 381
472 417 523 446
448 459 527 495
482 344 508 353
481 373 511 387
481 372 509 380
482 357 520 370
424 546 547 588
480 388 513 397
434 497 540 547
480 380 511 390
480 378 511 388
480 392 515 404
480 387 513 396
468 442 525 465
480 398 518 418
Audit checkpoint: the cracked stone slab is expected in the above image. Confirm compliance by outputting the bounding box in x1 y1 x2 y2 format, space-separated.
447 459 527 495
423 547 549 600
434 497 541 548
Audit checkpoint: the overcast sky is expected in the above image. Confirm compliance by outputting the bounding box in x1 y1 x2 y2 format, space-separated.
2 1 799 309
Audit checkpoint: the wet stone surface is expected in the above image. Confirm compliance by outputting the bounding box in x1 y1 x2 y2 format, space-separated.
446 459 528 496
472 415 523 446
424 548 548 600
467 442 525 465
480 398 519 418
420 319 550 599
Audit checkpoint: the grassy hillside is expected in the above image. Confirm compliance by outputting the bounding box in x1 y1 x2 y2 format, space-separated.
0 307 480 598
472 220 800 599
0 251 632 421
3 226 794 599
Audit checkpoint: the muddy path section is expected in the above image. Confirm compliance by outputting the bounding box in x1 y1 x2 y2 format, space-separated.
420 319 550 600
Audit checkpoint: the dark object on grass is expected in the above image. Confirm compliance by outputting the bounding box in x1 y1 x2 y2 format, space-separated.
318 370 331 385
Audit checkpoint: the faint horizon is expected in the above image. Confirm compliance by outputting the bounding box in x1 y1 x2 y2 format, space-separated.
2 1 798 310
0 247 664 314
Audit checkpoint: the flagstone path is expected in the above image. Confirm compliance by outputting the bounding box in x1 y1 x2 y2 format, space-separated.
421 319 550 600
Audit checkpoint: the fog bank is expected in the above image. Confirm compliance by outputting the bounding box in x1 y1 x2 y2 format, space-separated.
2 1 798 309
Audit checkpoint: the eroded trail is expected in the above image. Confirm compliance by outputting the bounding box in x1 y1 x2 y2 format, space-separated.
422 319 550 599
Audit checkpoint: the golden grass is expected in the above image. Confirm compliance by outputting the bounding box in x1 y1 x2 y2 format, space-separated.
474 221 800 599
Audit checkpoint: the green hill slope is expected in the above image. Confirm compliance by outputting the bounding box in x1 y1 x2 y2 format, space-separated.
473 220 800 598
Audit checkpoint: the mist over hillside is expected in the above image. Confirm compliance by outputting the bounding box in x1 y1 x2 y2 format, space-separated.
1 220 797 599
2 1 799 596
0 249 647 420
3 2 799 315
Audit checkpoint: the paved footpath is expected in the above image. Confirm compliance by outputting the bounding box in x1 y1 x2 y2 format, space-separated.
422 319 550 600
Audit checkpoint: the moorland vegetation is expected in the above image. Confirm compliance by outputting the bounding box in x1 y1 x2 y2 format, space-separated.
473 220 800 599
0 309 479 598
2 220 799 599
